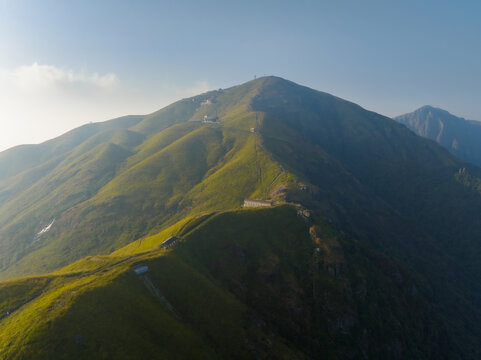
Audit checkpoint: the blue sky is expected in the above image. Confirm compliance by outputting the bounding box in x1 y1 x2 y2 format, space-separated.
1 0 480 151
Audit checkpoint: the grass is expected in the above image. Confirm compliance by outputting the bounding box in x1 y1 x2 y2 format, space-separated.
0 206 311 359
2 76 481 357
0 82 285 279
1 204 470 358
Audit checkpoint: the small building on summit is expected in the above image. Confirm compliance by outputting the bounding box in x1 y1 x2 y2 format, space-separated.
243 199 273 208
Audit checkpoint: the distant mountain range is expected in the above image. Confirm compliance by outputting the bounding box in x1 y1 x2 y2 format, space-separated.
2 77 481 358
395 105 481 167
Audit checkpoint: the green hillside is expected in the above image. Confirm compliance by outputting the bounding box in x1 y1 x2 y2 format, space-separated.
253 77 481 295
0 81 284 279
2 76 481 357
0 206 469 359
0 115 143 184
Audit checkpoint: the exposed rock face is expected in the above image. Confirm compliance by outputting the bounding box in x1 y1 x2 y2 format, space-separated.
297 208 311 222
395 106 481 167
309 225 345 278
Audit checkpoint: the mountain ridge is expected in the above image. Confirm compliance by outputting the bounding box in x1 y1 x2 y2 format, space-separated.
2 76 481 357
0 77 285 278
1 205 473 359
395 105 481 167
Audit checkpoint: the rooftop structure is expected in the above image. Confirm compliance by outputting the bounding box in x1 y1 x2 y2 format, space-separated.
132 264 149 275
202 115 218 123
161 236 178 249
243 199 273 208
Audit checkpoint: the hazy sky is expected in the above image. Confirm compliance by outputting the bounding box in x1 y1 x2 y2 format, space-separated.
1 0 480 152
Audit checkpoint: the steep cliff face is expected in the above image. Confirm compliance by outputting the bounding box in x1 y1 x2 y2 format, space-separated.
396 105 481 167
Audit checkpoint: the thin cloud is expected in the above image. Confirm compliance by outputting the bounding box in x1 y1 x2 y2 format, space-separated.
0 63 121 151
0 64 216 152
0 63 119 93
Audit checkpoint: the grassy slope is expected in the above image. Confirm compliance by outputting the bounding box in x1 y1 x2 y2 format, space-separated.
170 206 472 359
2 76 481 357
0 206 470 359
254 77 481 271
0 80 285 279
251 77 481 355
0 142 132 272
0 207 304 359
0 115 143 183
0 122 282 279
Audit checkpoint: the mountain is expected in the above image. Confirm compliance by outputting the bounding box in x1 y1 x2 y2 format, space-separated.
0 206 472 359
0 81 283 278
2 77 481 358
395 105 481 167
